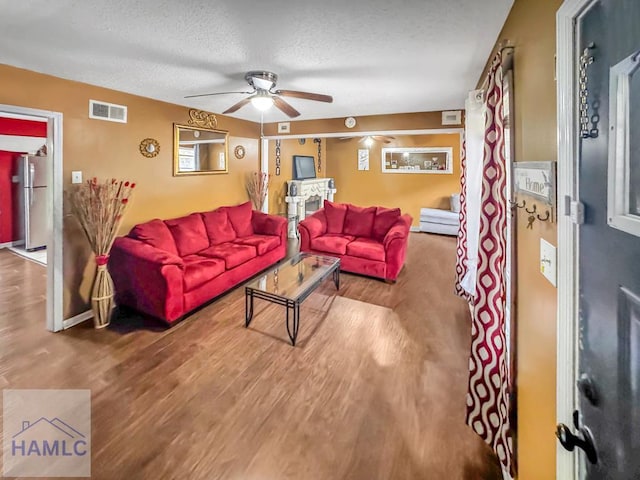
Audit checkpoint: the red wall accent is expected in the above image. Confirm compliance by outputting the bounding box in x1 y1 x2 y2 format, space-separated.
0 118 47 244
0 118 47 137
0 150 21 244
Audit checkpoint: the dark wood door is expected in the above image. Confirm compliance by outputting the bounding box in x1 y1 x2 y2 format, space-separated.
577 1 640 478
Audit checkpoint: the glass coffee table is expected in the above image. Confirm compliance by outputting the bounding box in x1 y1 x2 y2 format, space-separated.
244 253 340 346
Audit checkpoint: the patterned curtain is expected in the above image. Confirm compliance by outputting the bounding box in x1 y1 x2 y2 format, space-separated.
454 134 471 301
464 52 515 476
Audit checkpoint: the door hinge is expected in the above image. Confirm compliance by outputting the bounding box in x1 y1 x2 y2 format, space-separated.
564 196 585 224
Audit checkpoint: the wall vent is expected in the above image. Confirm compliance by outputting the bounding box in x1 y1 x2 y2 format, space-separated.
441 110 462 125
89 99 127 123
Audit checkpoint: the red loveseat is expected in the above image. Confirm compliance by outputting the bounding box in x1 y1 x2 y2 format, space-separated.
298 200 412 282
109 202 287 324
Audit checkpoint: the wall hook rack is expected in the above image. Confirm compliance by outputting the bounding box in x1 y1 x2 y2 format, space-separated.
512 196 553 229
537 210 551 222
520 202 552 229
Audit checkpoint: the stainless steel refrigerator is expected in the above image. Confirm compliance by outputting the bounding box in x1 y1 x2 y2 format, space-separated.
15 154 48 250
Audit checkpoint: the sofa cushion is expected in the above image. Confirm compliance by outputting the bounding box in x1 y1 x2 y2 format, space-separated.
201 208 236 245
200 242 257 269
372 206 402 241
343 204 376 238
165 213 210 257
128 219 179 255
182 255 225 292
346 237 386 262
310 234 355 255
226 201 254 238
450 194 461 213
234 234 280 255
324 200 348 234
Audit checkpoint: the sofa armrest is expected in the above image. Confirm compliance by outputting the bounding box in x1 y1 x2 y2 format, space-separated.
383 214 412 281
109 237 185 322
298 211 327 239
383 214 412 248
111 236 184 267
252 211 287 237
298 210 327 252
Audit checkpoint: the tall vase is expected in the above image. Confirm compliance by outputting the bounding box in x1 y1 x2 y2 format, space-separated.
91 256 114 329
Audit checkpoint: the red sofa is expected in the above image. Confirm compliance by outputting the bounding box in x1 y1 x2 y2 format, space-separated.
109 202 287 324
298 200 412 282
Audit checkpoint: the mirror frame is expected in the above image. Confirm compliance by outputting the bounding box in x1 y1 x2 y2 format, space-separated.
173 123 229 176
381 146 453 174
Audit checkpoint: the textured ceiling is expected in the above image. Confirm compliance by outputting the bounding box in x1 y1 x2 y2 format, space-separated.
0 0 513 123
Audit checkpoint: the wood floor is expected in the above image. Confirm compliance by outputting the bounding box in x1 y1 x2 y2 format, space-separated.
0 235 500 479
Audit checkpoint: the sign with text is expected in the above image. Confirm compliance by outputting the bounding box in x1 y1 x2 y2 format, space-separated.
3 389 91 477
513 161 556 205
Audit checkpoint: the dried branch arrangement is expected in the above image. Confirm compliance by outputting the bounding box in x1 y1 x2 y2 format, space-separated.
246 171 270 210
66 178 135 328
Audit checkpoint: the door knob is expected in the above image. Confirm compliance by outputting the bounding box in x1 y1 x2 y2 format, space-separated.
556 410 598 464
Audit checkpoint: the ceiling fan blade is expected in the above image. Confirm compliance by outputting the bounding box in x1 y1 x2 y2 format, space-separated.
184 90 252 99
223 98 252 114
370 135 396 143
273 97 301 118
274 90 333 103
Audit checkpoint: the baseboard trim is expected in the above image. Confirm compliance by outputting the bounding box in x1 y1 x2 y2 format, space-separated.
63 310 93 329
409 226 421 232
0 241 19 249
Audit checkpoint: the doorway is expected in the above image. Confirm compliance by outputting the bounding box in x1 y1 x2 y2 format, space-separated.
0 113 47 264
0 104 63 332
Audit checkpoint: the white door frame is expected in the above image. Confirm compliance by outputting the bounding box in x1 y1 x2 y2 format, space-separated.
556 0 596 478
0 103 64 332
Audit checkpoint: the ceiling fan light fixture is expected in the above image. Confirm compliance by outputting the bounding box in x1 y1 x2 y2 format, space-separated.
250 92 274 111
189 71 328 118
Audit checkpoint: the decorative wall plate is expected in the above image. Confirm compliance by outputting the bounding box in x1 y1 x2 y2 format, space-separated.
139 138 160 158
344 116 356 128
234 145 246 159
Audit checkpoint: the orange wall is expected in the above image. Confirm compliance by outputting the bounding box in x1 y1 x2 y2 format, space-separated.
264 111 463 225
481 0 562 478
0 64 260 318
326 133 461 224
267 138 327 215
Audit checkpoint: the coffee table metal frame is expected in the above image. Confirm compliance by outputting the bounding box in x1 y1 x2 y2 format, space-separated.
244 255 340 346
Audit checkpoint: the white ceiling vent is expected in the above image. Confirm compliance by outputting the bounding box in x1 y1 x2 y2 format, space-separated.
442 110 462 125
89 99 127 123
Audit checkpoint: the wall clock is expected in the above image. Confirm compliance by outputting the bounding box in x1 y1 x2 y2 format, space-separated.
234 145 246 159
344 117 356 128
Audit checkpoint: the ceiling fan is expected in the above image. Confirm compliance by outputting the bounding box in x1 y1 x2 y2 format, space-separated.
339 135 396 145
185 71 333 118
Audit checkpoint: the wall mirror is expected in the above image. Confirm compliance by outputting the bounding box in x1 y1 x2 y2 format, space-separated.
173 124 229 176
381 147 453 174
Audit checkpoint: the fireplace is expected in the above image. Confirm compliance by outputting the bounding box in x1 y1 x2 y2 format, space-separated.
284 178 337 238
305 195 322 216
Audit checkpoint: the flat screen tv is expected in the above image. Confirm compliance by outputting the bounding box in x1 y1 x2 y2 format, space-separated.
293 155 316 180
